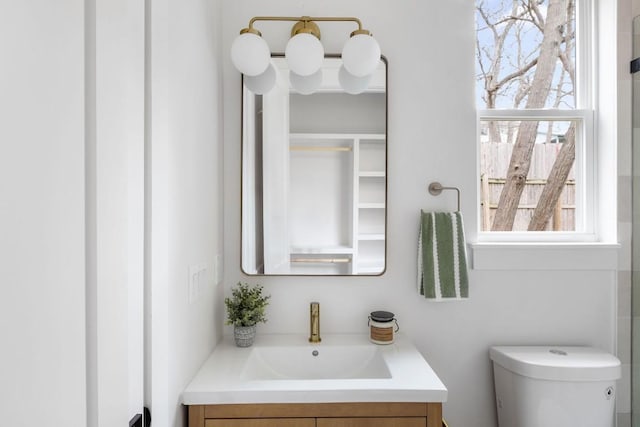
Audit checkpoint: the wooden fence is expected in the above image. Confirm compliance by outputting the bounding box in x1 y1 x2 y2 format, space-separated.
480 142 575 231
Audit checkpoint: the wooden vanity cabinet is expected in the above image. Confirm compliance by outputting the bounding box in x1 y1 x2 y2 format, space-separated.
205 420 313 427
188 402 443 427
317 418 425 427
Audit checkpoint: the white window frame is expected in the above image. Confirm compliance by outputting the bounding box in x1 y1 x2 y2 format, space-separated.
476 0 596 243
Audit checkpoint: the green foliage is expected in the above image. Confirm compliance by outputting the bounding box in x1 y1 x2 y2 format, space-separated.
224 282 270 327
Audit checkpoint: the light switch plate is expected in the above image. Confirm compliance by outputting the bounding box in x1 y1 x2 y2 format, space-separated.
188 264 208 304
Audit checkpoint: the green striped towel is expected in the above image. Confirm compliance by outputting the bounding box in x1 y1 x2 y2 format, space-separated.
418 211 469 300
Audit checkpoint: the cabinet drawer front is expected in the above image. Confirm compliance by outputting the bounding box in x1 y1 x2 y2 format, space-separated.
317 418 425 427
206 419 314 427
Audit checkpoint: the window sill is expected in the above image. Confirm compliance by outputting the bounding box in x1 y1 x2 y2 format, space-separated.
469 242 620 271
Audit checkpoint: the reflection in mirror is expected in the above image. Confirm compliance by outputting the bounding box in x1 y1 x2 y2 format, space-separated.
242 56 387 275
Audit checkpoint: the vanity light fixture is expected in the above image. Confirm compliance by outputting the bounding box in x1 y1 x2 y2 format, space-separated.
230 16 381 95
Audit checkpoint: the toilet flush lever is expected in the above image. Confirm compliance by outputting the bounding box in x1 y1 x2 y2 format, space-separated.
605 387 614 400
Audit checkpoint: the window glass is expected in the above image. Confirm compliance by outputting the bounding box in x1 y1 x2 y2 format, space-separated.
476 0 576 110
479 119 578 232
475 0 588 235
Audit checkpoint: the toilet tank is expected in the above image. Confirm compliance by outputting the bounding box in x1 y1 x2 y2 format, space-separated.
490 346 621 427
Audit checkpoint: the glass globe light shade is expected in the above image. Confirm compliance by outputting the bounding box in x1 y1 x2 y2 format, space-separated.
338 66 372 95
285 33 324 77
231 32 271 76
243 63 277 94
341 34 381 77
289 69 323 95
244 64 277 95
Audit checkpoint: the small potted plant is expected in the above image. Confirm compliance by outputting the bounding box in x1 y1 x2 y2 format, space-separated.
225 282 270 347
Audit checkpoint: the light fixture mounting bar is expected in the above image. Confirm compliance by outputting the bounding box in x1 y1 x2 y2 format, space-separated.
244 16 368 39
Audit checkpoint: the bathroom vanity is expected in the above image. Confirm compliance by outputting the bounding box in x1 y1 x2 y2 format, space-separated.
183 334 447 427
188 402 442 427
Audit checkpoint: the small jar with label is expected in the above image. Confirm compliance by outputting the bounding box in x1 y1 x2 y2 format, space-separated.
368 311 399 345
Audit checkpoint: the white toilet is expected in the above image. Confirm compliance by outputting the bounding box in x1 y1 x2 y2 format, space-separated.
490 346 621 427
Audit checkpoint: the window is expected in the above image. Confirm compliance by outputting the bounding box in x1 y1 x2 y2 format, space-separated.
475 0 593 239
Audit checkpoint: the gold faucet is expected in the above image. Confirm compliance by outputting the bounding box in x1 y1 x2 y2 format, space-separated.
309 302 321 343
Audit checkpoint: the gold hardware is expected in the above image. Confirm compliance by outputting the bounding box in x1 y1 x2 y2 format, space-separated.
289 146 352 152
239 16 371 42
239 27 261 36
290 18 322 40
309 302 321 343
350 29 372 37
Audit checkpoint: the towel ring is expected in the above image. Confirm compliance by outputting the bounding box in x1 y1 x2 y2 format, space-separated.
428 182 461 211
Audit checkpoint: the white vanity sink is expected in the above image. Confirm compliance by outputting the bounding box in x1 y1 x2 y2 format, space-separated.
242 343 391 380
182 334 447 405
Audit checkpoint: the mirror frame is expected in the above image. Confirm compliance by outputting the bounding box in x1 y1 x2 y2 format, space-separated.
240 54 388 276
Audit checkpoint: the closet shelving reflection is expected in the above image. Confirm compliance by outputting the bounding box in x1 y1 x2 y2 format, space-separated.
289 133 386 274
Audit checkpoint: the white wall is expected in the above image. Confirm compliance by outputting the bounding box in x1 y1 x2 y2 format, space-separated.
86 1 146 426
222 2 618 427
2 2 223 426
147 0 225 426
2 2 148 426
0 2 87 426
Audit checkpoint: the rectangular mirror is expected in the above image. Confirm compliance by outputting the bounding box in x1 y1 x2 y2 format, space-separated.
241 55 387 275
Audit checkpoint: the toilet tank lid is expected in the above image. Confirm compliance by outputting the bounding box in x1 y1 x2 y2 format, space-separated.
490 346 621 381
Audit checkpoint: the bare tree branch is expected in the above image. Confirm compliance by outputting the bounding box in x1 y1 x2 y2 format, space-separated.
495 57 538 89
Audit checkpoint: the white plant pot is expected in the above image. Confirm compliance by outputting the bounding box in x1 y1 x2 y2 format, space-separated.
234 325 256 347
